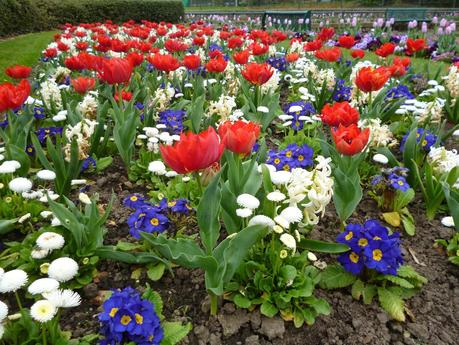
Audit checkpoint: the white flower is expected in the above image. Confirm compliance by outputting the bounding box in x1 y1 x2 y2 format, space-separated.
280 233 296 252
289 105 303 113
18 213 31 223
272 225 284 234
0 268 3 280
3 160 20 169
36 232 65 250
373 153 388 164
270 171 291 185
0 323 3 339
0 301 8 321
280 207 303 223
31 248 51 259
236 208 253 218
0 162 16 174
48 257 79 282
37 170 56 181
248 215 275 228
236 194 260 209
71 179 87 186
44 289 81 308
165 171 178 178
0 269 28 293
307 252 318 261
441 216 455 228
182 176 191 182
30 300 57 322
257 106 269 113
274 215 290 228
40 211 53 218
8 177 33 193
27 278 60 295
51 217 62 227
78 193 91 205
148 161 167 175
267 191 286 202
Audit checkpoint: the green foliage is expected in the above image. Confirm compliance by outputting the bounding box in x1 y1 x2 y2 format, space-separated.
0 0 185 37
436 232 459 266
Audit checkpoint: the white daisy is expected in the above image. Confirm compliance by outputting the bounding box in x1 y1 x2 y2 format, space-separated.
307 252 318 261
441 216 455 228
257 106 269 113
274 215 290 229
36 169 56 181
280 207 303 223
47 257 79 282
0 270 28 293
267 191 286 202
30 300 57 322
36 232 65 250
78 193 91 205
236 194 260 209
27 278 60 295
8 177 33 193
0 301 8 321
43 289 81 308
236 208 253 218
31 248 52 259
248 215 275 228
372 153 388 164
71 179 87 186
148 161 166 175
270 171 291 185
280 233 296 252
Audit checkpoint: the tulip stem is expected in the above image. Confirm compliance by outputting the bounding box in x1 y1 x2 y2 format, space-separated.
194 172 203 195
15 291 23 310
209 292 218 316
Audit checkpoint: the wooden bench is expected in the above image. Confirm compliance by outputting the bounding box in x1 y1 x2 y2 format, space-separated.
262 10 312 31
385 8 430 23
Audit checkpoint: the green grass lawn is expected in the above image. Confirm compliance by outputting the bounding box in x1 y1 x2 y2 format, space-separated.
0 31 57 82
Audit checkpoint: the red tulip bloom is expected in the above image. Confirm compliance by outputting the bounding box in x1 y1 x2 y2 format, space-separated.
321 102 360 127
241 63 274 86
393 56 411 68
406 38 426 55
338 35 355 49
251 43 269 56
332 124 370 156
286 52 299 63
71 77 95 95
126 52 144 67
218 120 261 155
98 58 133 84
75 41 89 51
304 39 322 52
317 27 335 41
114 90 133 102
160 126 224 174
65 56 86 71
227 37 244 49
315 47 342 62
44 48 58 58
205 57 228 73
182 54 201 70
233 50 250 65
351 49 365 59
147 53 180 73
0 80 31 113
355 66 391 93
5 65 32 79
375 42 396 58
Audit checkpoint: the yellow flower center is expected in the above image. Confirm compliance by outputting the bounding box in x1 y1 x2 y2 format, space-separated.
130 196 138 201
150 218 159 226
298 155 304 161
349 252 359 263
283 164 290 171
358 238 368 247
109 308 118 317
397 180 404 186
274 158 281 164
373 236 382 240
372 249 383 261
168 201 176 207
345 231 353 241
421 139 427 146
286 151 292 158
135 313 143 325
120 315 132 325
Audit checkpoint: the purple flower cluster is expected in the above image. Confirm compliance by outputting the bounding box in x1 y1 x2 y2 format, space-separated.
35 127 63 143
400 128 437 152
158 109 186 135
266 143 314 171
372 167 410 193
267 56 288 71
332 79 352 102
283 101 315 131
337 220 403 276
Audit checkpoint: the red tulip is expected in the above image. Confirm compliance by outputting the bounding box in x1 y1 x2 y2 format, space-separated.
44 48 58 58
355 66 391 93
75 42 89 51
227 37 244 49
375 42 396 58
351 49 365 59
251 43 269 56
114 90 133 102
317 27 335 41
233 50 250 65
65 56 86 71
126 52 144 67
286 52 299 63
315 47 342 62
5 65 32 79
332 124 370 156
71 77 95 95
321 102 360 127
393 56 411 68
182 54 201 70
338 35 355 49
193 36 205 46
406 38 426 55
304 39 323 52
98 58 133 84
205 57 228 73
160 126 224 174
0 80 31 113
218 120 260 155
147 53 180 73
241 63 274 85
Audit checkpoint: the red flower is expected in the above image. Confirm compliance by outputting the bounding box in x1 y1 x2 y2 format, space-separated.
321 102 360 127
147 53 180 73
5 65 32 79
351 49 365 59
164 39 188 53
227 37 244 49
126 52 144 67
205 57 228 73
193 36 205 46
182 54 201 70
218 120 261 155
44 48 58 58
355 66 391 93
332 124 370 156
0 80 31 113
160 126 224 174
406 38 426 55
71 77 95 95
241 63 274 85
393 56 411 68
251 43 269 56
64 56 86 71
375 42 396 58
317 27 335 41
315 47 342 62
286 52 299 63
338 35 355 49
57 41 69 52
98 58 133 85
304 39 322 52
233 50 250 65
114 90 133 102
75 42 89 51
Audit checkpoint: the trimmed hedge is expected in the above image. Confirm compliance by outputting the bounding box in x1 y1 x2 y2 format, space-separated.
0 0 185 37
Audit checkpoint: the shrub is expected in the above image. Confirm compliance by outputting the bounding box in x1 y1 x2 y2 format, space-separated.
0 0 185 37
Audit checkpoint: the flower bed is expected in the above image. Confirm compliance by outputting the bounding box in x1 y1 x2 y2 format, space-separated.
0 17 458 345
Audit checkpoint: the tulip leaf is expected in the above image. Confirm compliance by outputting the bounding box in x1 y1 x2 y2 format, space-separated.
332 167 362 223
297 239 349 253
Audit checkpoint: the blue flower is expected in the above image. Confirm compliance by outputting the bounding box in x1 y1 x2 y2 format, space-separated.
385 85 414 101
167 198 192 214
267 56 288 71
99 287 163 345
36 127 63 144
33 106 46 120
400 128 437 152
388 174 410 192
127 206 170 239
158 109 186 135
284 101 316 131
266 143 314 171
123 194 147 209
25 145 35 156
332 79 352 102
81 157 96 173
338 250 365 275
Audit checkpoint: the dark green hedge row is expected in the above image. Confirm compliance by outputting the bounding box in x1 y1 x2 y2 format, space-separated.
0 0 185 37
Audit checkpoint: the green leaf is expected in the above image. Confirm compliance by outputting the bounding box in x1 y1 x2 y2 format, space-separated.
298 239 349 253
400 210 416 236
161 321 192 345
377 287 406 322
397 265 427 284
147 263 166 281
442 183 459 232
233 294 252 309
393 188 415 211
332 167 362 223
351 279 365 301
96 156 113 172
131 268 142 280
0 218 17 235
362 285 377 305
381 275 414 289
319 264 356 289
260 301 278 317
142 289 164 318
293 307 304 328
